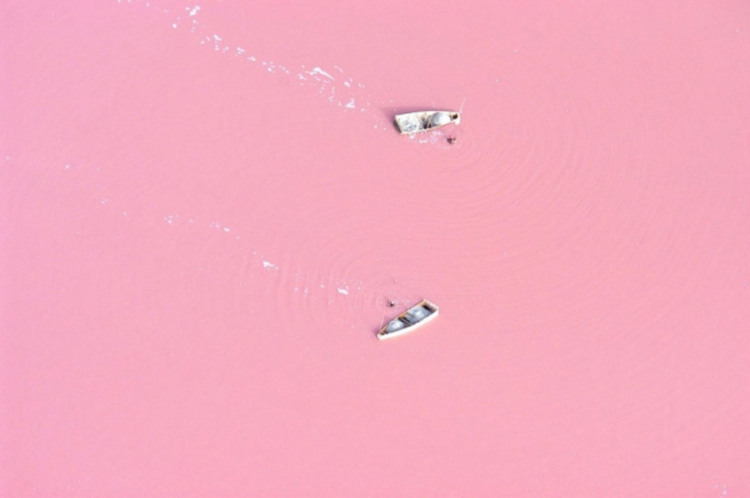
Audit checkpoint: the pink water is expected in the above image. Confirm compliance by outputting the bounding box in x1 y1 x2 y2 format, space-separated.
2 0 750 496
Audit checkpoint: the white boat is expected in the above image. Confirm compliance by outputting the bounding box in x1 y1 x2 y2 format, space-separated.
394 110 460 134
377 299 439 340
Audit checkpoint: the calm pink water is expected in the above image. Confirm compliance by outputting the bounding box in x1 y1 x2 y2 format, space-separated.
2 0 750 496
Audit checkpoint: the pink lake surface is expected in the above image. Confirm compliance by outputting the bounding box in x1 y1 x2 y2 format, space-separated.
2 0 750 496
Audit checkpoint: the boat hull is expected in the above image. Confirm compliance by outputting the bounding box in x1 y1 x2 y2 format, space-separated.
394 111 461 134
377 300 440 340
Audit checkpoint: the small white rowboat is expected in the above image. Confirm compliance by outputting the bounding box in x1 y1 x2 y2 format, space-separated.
394 110 460 134
377 299 440 340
